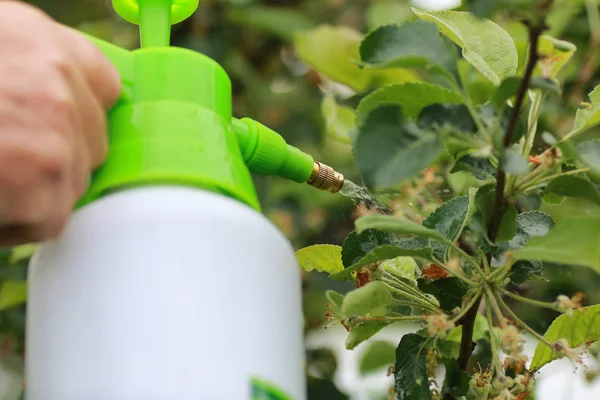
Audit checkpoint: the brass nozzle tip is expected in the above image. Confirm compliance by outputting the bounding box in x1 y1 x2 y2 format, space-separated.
307 162 344 193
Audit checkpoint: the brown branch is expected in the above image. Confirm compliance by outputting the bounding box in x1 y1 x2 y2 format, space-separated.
452 16 549 381
487 22 546 242
568 1 600 106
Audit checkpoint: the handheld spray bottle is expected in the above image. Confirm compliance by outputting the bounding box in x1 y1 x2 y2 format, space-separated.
25 1 344 399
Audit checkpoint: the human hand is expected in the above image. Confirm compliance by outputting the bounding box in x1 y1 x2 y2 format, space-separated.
0 1 121 247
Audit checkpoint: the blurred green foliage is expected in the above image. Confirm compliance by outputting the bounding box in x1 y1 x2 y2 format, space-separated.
0 0 600 398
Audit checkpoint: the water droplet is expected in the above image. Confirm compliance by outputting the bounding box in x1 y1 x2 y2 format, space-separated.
338 180 392 215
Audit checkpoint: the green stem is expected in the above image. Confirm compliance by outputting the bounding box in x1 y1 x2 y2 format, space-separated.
381 281 440 312
495 292 555 348
452 289 483 324
362 315 424 323
485 291 504 372
499 288 558 311
446 241 487 280
489 266 508 283
485 287 507 328
522 90 545 157
518 168 592 192
482 251 491 276
381 272 432 300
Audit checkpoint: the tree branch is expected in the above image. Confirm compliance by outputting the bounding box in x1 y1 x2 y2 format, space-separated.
487 22 545 242
453 15 549 379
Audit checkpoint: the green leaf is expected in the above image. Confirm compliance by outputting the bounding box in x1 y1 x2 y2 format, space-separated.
509 211 555 250
413 9 517 86
346 323 390 350
534 35 577 79
530 304 600 370
394 334 432 400
356 215 448 243
437 314 489 358
418 104 477 134
366 0 413 30
576 140 600 173
0 281 27 311
356 82 462 127
9 244 38 264
492 77 521 111
452 154 496 180
359 340 397 375
296 245 344 275
354 105 444 188
360 20 458 80
530 77 561 94
545 175 600 205
441 358 470 397
321 95 355 144
419 278 469 311
475 183 496 226
378 257 419 287
325 290 345 320
464 0 498 17
570 87 600 137
492 76 561 113
510 260 543 284
327 288 393 350
332 245 434 281
496 204 518 242
502 148 529 175
294 25 418 92
226 6 314 42
342 281 393 317
342 230 398 268
424 188 477 242
514 217 600 272
422 188 477 259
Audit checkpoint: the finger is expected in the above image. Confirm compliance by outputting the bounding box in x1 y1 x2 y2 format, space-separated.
55 25 122 111
59 57 108 171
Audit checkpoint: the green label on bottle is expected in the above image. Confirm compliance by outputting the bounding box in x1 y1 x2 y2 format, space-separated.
251 377 292 400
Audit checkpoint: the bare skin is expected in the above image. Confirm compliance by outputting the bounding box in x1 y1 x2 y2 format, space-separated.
0 1 121 247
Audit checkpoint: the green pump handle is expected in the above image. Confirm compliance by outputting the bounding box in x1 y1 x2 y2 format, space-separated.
79 0 343 211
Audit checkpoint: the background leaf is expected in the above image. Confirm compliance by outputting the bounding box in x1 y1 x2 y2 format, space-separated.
514 217 600 273
356 82 462 127
571 86 600 137
321 95 355 144
544 175 600 205
359 341 397 375
354 105 444 188
294 25 418 92
0 281 27 311
534 35 577 79
413 9 517 85
360 20 458 80
226 6 314 41
502 148 529 175
296 245 344 275
576 140 600 173
530 304 600 370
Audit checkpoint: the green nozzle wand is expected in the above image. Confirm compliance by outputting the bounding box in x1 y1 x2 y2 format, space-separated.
231 118 344 193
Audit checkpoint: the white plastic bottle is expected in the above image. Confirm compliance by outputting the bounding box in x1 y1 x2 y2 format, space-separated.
26 186 306 400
